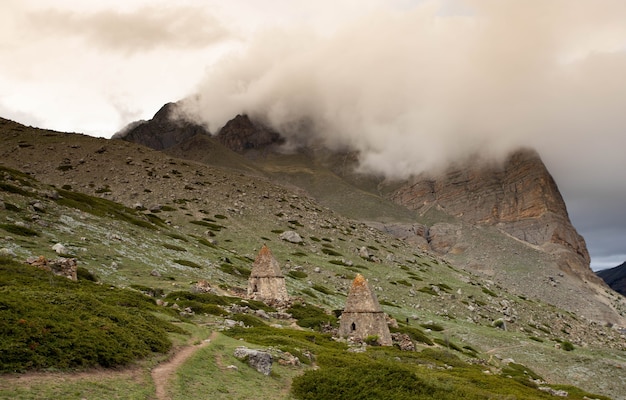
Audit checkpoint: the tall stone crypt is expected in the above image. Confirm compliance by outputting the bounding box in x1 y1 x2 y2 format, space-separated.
338 273 392 346
247 244 289 305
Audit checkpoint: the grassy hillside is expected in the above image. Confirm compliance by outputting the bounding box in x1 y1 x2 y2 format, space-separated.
1 119 625 399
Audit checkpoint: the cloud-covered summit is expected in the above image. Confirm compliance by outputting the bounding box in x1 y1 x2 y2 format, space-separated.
182 0 626 181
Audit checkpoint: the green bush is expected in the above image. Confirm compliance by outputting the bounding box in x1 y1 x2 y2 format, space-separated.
288 270 308 279
0 259 181 372
561 341 575 351
173 259 202 269
0 223 39 237
288 303 337 330
231 313 266 327
312 284 333 295
162 242 186 252
420 322 444 332
321 248 343 257
76 266 98 282
219 263 251 278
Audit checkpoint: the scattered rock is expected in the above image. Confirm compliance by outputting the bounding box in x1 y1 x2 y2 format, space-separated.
358 246 372 259
391 333 416 351
0 248 16 257
150 269 162 277
234 346 273 375
538 386 568 397
279 230 303 244
226 365 239 372
192 279 213 293
52 243 68 255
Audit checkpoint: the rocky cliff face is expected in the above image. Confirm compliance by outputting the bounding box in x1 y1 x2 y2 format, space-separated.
113 102 208 150
389 149 592 278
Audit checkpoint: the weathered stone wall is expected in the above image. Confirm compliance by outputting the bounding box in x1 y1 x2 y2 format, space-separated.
248 276 289 302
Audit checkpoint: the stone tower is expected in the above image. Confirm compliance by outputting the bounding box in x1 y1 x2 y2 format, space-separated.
338 273 392 346
247 245 289 305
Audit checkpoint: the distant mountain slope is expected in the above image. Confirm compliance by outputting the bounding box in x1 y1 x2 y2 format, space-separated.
597 262 626 296
111 106 619 324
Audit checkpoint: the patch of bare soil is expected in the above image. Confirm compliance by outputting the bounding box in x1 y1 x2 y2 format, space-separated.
152 332 217 400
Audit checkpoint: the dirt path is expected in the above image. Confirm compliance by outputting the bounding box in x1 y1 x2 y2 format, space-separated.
151 331 217 400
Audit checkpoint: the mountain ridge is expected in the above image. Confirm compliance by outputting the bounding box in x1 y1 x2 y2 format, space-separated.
2 115 626 399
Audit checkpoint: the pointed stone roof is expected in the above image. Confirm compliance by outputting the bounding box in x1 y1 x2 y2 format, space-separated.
343 273 383 313
250 245 284 278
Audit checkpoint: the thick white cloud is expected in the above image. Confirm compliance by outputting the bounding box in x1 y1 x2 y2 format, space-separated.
184 0 626 180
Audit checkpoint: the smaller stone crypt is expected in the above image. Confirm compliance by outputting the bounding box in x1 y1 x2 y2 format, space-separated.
338 273 392 346
247 245 289 305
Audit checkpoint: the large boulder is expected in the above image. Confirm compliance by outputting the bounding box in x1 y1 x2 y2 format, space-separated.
234 347 273 375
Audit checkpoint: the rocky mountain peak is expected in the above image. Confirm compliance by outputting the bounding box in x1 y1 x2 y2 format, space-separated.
217 114 284 153
113 102 208 150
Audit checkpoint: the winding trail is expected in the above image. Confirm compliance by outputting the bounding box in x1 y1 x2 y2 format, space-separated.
152 331 217 400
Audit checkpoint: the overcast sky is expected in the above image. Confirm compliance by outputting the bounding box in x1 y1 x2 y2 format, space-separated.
1 0 625 270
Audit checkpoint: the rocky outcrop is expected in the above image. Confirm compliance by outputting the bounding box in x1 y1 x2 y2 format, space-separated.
113 102 208 150
389 149 590 272
597 262 626 296
217 114 283 153
26 256 77 281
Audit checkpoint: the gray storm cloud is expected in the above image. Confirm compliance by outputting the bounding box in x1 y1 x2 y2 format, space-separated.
182 0 626 180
